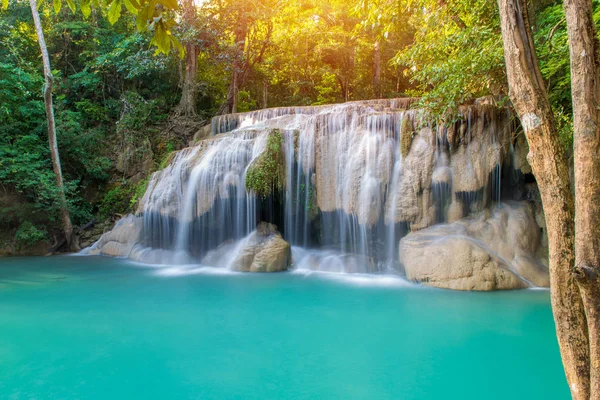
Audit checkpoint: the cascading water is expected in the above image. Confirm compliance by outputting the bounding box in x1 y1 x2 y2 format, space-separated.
92 98 540 279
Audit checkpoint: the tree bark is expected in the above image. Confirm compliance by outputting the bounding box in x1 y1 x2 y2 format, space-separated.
177 42 200 116
29 0 75 251
232 60 239 113
564 0 600 396
263 79 268 109
496 0 590 398
176 0 199 116
374 41 381 98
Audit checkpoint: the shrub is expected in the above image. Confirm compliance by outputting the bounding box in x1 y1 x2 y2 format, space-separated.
15 221 47 248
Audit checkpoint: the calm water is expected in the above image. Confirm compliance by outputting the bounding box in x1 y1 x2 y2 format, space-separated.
0 256 569 399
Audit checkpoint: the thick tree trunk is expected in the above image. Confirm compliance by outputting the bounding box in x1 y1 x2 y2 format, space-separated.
177 42 200 116
496 0 590 398
564 0 600 396
29 0 75 251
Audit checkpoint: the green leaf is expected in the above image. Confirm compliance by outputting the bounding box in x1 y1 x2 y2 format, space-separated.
2 0 8 11
107 0 122 24
152 21 170 54
135 10 147 31
53 0 61 14
65 0 76 13
123 0 138 15
80 0 91 18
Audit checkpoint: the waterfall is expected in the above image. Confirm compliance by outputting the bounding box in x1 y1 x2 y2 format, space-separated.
104 98 525 272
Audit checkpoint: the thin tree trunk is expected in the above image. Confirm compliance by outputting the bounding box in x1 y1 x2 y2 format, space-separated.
564 0 600 396
229 24 247 114
496 0 590 398
29 0 75 251
374 41 381 98
232 62 238 113
176 0 199 116
263 79 268 109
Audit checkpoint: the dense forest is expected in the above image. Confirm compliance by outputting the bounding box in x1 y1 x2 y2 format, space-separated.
0 0 598 253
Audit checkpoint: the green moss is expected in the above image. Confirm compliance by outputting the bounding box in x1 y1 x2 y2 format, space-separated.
400 116 415 158
245 129 285 198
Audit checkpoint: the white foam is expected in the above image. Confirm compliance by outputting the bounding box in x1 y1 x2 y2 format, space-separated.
153 266 241 277
290 268 415 288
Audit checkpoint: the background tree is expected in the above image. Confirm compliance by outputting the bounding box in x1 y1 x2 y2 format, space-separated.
175 0 201 116
28 0 76 250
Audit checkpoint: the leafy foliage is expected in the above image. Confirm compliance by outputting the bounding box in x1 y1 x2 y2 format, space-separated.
15 221 48 248
533 1 600 151
393 0 506 116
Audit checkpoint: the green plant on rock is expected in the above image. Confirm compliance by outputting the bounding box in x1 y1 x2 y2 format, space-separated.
245 129 285 198
130 178 149 211
157 149 176 171
99 183 133 218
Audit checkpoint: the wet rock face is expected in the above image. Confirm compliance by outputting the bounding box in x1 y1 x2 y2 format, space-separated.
230 222 292 273
399 202 550 291
86 215 142 258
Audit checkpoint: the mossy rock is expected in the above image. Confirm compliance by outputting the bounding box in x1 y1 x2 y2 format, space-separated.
400 116 415 158
245 129 286 197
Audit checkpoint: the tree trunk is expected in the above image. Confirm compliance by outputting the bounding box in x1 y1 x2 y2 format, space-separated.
374 41 381 98
263 79 268 109
228 23 248 114
564 0 600 396
29 0 75 251
176 0 199 116
496 0 590 398
177 42 200 116
232 61 238 113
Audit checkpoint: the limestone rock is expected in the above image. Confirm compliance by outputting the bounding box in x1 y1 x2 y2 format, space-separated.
512 133 532 175
191 123 212 145
85 215 142 258
387 128 436 230
116 138 154 183
230 223 292 273
400 202 549 291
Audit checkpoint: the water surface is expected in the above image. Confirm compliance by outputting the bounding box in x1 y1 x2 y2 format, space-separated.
0 256 568 399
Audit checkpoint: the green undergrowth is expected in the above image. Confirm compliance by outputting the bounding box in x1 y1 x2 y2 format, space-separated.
98 177 149 217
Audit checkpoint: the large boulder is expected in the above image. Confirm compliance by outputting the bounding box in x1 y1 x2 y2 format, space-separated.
229 222 292 273
85 215 142 258
399 202 549 291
